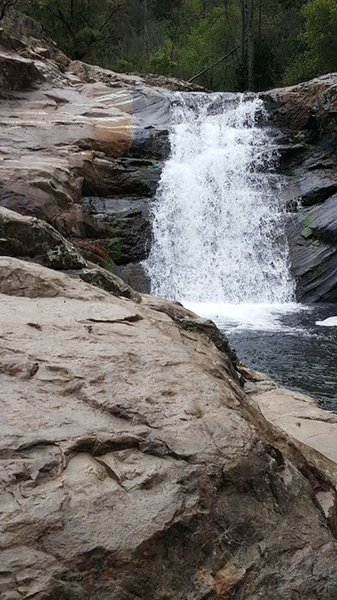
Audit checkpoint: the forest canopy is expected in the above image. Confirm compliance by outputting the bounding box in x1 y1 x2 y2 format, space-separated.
7 0 337 92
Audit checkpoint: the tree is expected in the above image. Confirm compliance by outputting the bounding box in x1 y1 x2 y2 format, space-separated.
303 0 337 73
284 0 337 84
0 0 17 20
240 0 254 90
18 0 125 60
15 0 321 91
149 1 241 90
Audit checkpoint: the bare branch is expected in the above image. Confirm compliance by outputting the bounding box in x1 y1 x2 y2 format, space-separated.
42 3 73 34
98 0 124 32
187 45 240 83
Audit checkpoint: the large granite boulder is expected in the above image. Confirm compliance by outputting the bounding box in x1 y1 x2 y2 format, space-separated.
0 206 86 270
263 73 337 133
0 50 42 92
1 256 337 599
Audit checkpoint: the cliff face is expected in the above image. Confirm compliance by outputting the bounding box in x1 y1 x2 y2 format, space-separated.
0 22 177 289
263 75 337 302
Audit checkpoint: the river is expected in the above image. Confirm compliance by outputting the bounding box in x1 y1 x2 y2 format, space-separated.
143 93 337 412
185 302 337 411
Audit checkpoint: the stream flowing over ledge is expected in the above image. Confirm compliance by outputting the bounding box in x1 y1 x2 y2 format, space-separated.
1 17 337 600
1 18 337 302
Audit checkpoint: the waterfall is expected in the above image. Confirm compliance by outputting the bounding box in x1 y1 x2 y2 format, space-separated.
144 93 295 305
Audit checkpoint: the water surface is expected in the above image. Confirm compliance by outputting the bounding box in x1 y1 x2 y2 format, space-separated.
185 302 337 412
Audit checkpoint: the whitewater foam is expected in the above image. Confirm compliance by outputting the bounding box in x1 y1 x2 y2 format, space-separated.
144 93 294 307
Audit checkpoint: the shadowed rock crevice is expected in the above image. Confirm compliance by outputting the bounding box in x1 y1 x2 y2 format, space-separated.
0 207 139 300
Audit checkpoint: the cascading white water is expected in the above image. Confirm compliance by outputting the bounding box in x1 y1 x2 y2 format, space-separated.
144 93 295 306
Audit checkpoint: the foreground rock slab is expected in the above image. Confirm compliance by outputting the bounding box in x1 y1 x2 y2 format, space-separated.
1 257 337 599
242 366 337 534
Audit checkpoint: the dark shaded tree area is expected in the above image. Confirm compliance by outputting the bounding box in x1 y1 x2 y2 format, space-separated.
0 0 17 20
11 0 337 91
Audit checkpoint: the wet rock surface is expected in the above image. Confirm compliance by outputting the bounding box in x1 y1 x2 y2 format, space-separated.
1 17 337 299
286 194 337 302
79 196 152 264
262 75 337 301
0 21 174 286
0 207 138 300
1 257 337 599
2 16 337 599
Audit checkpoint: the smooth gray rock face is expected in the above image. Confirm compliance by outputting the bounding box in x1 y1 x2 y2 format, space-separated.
287 195 337 301
284 164 337 301
80 196 152 265
1 256 337 600
263 75 337 301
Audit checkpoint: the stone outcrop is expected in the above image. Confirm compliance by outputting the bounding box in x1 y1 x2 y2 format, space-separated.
79 196 152 265
241 366 337 533
2 14 337 599
0 206 87 270
0 206 139 300
286 193 337 301
262 75 337 301
0 20 176 286
1 256 337 599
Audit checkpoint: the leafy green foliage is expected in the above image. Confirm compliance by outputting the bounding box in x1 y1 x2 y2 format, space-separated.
14 0 337 90
284 0 337 84
303 0 337 73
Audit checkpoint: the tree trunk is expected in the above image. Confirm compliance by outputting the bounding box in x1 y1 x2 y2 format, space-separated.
240 0 254 91
143 0 150 61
